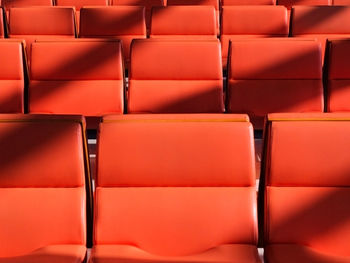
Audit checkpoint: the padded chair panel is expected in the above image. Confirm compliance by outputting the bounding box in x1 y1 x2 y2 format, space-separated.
0 80 23 113
267 120 350 186
128 80 224 113
0 0 53 9
29 80 124 116
31 41 123 80
228 79 323 129
0 245 86 263
94 187 257 256
266 244 350 263
150 6 217 36
222 0 275 4
0 121 85 187
80 7 146 36
129 39 223 113
333 0 350 4
130 40 222 80
266 187 350 256
279 0 330 9
97 118 255 186
56 0 108 10
292 6 350 35
221 6 288 35
167 0 219 10
0 188 86 257
91 244 260 263
8 7 75 35
229 40 322 79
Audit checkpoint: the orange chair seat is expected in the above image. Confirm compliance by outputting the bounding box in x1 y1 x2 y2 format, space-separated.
0 245 86 263
91 244 260 263
266 244 350 263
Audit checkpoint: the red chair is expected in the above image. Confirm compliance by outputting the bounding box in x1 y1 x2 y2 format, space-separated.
263 112 350 263
0 114 89 263
91 114 261 263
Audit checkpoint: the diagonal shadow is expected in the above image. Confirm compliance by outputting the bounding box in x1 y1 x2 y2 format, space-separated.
0 2 350 258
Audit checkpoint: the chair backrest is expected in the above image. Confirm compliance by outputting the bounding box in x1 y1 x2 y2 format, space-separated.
278 0 331 9
0 0 53 10
150 6 217 38
263 113 350 257
221 6 288 36
95 114 257 256
167 0 219 10
80 6 146 36
167 0 220 32
0 40 25 113
56 0 108 10
333 0 350 5
327 39 350 112
291 6 350 35
0 114 87 257
8 7 76 36
128 39 224 113
227 39 324 129
222 0 275 5
29 40 124 116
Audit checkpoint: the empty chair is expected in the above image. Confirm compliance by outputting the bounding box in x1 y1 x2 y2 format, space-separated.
7 7 76 61
220 6 288 68
56 0 108 30
91 114 261 263
222 0 275 5
167 0 220 32
263 112 350 263
0 8 4 38
0 114 88 263
326 39 350 112
150 6 217 39
227 39 324 129
111 0 165 32
0 40 25 113
79 6 146 69
291 6 350 62
128 39 224 113
29 40 124 127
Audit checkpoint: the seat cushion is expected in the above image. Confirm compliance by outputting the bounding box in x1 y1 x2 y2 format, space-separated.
91 244 260 263
0 245 86 263
265 244 350 263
